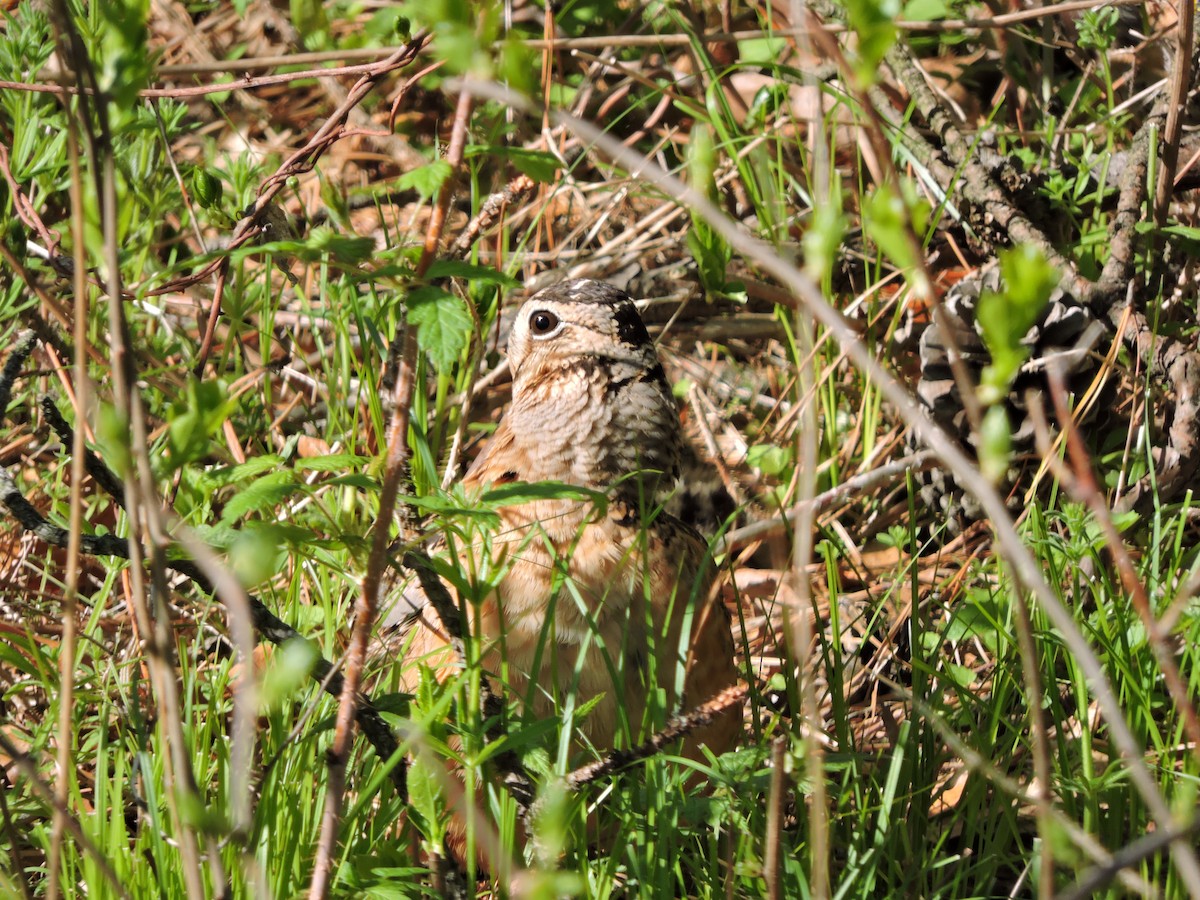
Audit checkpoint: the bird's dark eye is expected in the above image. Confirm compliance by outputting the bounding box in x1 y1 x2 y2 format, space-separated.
529 309 560 336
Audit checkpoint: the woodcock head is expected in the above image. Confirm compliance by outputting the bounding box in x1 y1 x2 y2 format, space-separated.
497 279 683 497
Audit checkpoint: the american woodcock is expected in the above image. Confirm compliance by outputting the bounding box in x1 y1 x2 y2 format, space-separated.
386 279 740 760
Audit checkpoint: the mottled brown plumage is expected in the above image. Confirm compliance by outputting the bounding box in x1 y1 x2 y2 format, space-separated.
387 279 739 762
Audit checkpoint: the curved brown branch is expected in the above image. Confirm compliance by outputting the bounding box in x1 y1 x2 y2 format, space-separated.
564 684 748 790
1154 0 1196 225
189 33 430 375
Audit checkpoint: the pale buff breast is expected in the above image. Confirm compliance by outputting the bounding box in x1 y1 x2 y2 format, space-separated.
475 499 660 749
393 494 733 758
400 497 702 746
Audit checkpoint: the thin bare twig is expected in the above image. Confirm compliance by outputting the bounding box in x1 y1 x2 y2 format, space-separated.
1061 817 1200 900
1153 0 1195 226
448 174 537 260
0 56 430 100
717 450 937 553
48 3 215 891
1084 113 1163 312
0 1 1138 86
763 734 786 900
191 34 429 375
46 84 90 900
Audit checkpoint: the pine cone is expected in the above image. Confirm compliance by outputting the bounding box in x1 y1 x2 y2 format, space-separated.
906 263 1110 532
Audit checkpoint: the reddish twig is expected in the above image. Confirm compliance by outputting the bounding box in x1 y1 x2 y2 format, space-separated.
48 2 213 893
308 80 474 900
0 143 60 252
448 174 536 259
1047 366 1200 765
189 34 429 375
0 56 432 100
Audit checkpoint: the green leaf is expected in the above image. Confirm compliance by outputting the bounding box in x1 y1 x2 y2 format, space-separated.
977 245 1057 400
746 444 793 477
944 663 977 688
304 226 376 264
473 717 559 766
481 481 608 511
233 229 376 269
200 456 285 490
1111 510 1140 532
401 491 501 525
846 0 901 84
861 183 930 296
688 124 718 200
0 633 40 679
685 124 733 296
742 83 789 131
425 260 518 286
291 0 330 46
96 402 132 477
738 37 787 68
191 522 239 550
220 470 300 523
406 285 473 371
505 148 559 183
979 406 1012 485
406 753 448 842
293 453 368 472
902 0 953 20
498 36 537 96
259 638 320 710
366 9 412 41
943 589 1004 651
1156 222 1200 241
166 379 237 470
803 183 848 285
397 160 453 200
98 0 153 113
686 222 731 297
323 473 379 489
464 146 560 183
1077 7 1119 51
228 525 290 587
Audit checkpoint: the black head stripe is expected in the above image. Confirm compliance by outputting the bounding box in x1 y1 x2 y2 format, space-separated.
641 362 667 386
614 302 652 348
603 362 667 397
